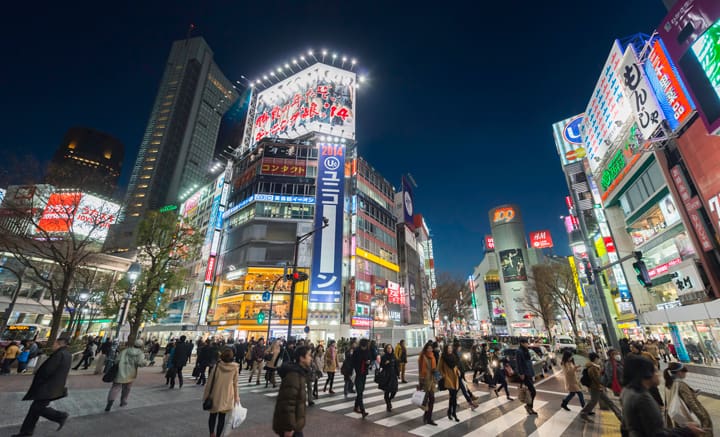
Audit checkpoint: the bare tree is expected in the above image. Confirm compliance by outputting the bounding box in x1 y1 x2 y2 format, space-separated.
102 211 201 343
532 261 581 339
526 266 559 339
0 187 120 345
423 272 471 337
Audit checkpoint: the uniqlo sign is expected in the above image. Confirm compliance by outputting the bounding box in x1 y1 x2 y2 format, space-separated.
529 230 554 249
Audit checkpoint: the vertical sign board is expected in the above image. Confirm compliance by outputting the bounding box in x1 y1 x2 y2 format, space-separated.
567 256 586 307
402 176 415 228
309 143 345 303
552 114 586 166
618 45 664 140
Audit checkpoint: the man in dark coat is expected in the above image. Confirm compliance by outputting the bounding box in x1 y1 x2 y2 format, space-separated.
273 345 311 437
516 338 537 415
170 335 192 388
12 337 71 437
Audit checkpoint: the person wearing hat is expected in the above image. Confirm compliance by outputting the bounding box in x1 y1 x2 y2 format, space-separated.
516 338 538 415
664 362 713 436
105 339 148 412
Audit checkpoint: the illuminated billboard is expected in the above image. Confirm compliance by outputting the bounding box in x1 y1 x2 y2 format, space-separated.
583 41 633 173
552 114 586 166
529 230 554 249
250 63 356 149
38 192 119 241
658 0 720 134
645 38 695 131
498 248 527 282
618 45 664 141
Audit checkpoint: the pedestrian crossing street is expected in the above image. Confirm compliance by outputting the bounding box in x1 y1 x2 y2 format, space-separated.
185 369 617 437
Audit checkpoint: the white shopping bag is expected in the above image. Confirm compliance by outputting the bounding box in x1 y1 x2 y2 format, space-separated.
411 390 427 410
231 401 247 429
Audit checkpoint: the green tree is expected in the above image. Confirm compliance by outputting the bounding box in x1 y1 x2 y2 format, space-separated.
102 211 201 343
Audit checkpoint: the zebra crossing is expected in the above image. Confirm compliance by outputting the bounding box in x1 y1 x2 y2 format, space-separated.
181 369 612 436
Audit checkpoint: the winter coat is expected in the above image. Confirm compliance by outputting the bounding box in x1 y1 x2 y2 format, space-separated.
584 361 603 391
203 361 239 413
621 386 694 437
324 345 338 372
114 346 147 384
516 346 535 378
418 351 437 393
438 354 460 391
666 379 713 435
313 351 324 373
602 359 624 392
198 345 213 367
171 342 192 367
562 362 581 392
23 346 71 401
379 351 399 393
5 343 19 359
395 343 407 364
351 347 373 376
273 363 308 435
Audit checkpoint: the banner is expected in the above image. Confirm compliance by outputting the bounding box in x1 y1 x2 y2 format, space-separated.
309 143 345 303
402 176 414 226
498 248 527 282
568 257 586 307
618 45 664 140
529 230 554 249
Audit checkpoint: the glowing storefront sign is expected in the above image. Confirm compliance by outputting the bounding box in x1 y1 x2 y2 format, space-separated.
552 114 586 166
568 257 586 307
645 38 695 130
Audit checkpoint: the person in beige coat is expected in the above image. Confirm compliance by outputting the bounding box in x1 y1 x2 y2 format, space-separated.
559 350 585 411
323 340 339 394
203 348 239 437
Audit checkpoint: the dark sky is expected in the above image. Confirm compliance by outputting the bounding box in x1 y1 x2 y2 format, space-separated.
1 1 668 276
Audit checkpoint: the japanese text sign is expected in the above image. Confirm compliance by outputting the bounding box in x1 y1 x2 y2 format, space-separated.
619 45 664 140
485 235 495 251
260 158 307 177
644 38 695 131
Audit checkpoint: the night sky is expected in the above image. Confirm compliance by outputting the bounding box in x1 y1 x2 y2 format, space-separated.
1 1 669 276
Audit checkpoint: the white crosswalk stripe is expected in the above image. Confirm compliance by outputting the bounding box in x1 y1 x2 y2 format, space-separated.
408 396 511 436
528 408 579 437
462 401 549 436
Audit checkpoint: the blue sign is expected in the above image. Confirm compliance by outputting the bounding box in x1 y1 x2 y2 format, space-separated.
309 145 345 304
223 195 316 220
262 291 271 302
402 176 414 226
563 115 583 144
158 300 185 325
618 284 631 302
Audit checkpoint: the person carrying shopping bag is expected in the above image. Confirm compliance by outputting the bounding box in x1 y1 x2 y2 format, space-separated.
203 348 239 437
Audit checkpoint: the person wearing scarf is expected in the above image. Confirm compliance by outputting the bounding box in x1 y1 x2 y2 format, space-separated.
438 344 461 422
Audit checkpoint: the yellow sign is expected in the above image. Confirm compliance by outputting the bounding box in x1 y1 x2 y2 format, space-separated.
355 248 400 272
567 257 586 307
594 236 607 259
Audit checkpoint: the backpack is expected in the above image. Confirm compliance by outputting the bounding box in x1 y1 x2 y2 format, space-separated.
580 367 591 387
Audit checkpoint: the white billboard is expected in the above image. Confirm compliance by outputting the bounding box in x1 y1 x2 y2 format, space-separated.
37 192 119 241
618 45 664 141
583 41 634 174
250 63 356 149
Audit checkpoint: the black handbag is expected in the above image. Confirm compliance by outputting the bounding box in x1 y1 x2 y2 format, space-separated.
102 362 119 383
437 377 446 391
192 365 200 378
203 367 217 411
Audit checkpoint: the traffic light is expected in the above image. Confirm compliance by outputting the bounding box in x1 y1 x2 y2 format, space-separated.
632 259 652 287
285 271 309 282
584 260 594 284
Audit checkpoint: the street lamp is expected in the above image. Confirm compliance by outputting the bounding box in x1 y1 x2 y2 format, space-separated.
286 217 329 340
115 262 141 341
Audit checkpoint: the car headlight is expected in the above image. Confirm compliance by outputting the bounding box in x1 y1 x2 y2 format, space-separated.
462 352 471 361
492 360 498 368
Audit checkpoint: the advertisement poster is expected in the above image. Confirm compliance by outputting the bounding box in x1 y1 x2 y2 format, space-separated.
250 63 356 148
499 248 527 282
402 176 415 227
491 294 507 320
529 230 554 249
308 144 345 303
659 194 682 227
38 192 119 240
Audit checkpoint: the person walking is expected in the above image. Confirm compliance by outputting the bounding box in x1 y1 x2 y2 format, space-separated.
2 340 20 374
16 341 30 374
580 352 622 422
493 355 513 400
395 339 408 383
11 337 71 437
630 342 664 407
148 340 160 366
621 355 703 437
249 338 266 385
170 335 192 389
351 339 372 418
603 348 624 397
73 341 95 370
105 339 147 412
196 341 213 385
664 362 713 435
95 338 112 375
323 340 339 394
516 338 538 415
203 348 239 437
379 344 399 412
311 344 325 399
439 343 461 422
560 350 585 411
273 345 312 437
473 344 489 384
266 340 282 389
419 342 438 426
341 340 356 397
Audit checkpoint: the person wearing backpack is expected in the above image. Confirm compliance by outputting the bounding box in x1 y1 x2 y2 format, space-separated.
560 350 585 411
580 352 622 422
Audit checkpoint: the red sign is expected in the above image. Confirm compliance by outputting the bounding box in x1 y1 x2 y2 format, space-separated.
565 196 574 210
260 158 307 177
492 207 516 224
350 316 371 328
387 281 402 305
677 119 720 237
38 193 81 233
204 256 216 284
688 209 714 252
356 292 372 304
529 230 554 249
484 235 495 250
648 40 694 127
648 257 683 279
603 237 616 253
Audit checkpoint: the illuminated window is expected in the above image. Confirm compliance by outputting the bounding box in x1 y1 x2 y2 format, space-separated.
156 124 166 129
146 157 156 162
67 141 77 150
153 132 163 137
158 116 168 121
135 193 145 198
160 109 170 114
138 184 149 189
148 149 158 153
130 213 140 217
134 203 143 207
140 175 151 180
162 101 172 106
143 166 153 170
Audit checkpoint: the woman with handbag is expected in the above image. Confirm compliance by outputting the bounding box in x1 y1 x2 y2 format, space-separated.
203 348 239 437
493 356 513 400
438 344 461 422
265 340 282 389
323 340 339 394
664 362 712 436
379 344 399 412
560 350 585 411
418 342 438 426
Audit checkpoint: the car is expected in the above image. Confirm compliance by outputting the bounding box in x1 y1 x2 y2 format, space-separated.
529 344 555 372
553 335 577 354
500 347 545 381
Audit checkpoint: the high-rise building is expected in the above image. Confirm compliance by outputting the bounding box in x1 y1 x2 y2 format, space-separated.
44 127 124 199
107 37 237 252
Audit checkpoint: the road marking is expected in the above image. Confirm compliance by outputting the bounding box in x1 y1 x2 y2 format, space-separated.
323 387 417 412
528 409 579 437
461 401 548 436
408 396 510 436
